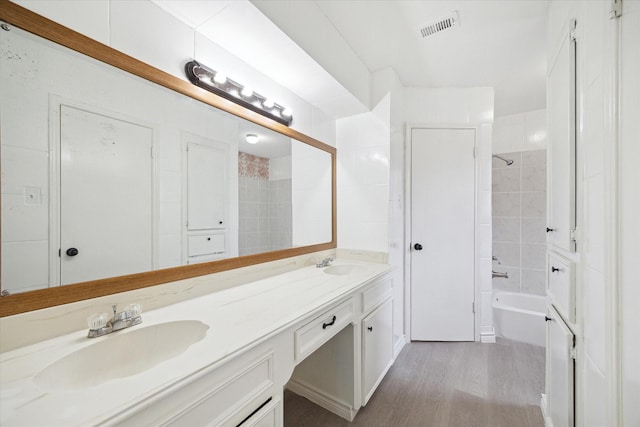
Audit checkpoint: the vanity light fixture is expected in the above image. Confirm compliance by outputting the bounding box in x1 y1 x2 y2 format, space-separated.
185 60 293 126
245 133 259 144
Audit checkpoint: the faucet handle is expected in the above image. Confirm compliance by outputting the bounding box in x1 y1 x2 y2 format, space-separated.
87 313 108 330
125 303 142 317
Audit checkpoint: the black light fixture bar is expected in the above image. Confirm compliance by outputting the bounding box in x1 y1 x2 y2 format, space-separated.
185 60 293 126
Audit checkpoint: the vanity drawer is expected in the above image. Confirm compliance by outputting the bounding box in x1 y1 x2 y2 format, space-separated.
122 351 274 427
188 232 226 256
361 275 392 314
295 299 354 361
547 252 575 323
165 352 273 427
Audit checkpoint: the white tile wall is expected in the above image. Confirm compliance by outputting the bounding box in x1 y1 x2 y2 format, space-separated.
14 0 110 44
493 109 547 153
110 1 194 80
336 96 390 253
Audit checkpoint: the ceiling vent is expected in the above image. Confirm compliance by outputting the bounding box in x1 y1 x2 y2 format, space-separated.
417 11 460 39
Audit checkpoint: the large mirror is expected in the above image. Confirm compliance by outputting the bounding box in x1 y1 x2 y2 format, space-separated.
0 2 336 316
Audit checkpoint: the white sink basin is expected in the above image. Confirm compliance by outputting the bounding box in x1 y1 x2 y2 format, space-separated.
35 320 209 391
323 264 364 276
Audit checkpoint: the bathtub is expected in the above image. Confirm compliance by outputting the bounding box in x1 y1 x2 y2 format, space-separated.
493 292 546 347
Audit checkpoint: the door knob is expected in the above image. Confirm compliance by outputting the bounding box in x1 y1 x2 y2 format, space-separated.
414 243 423 251
66 247 79 256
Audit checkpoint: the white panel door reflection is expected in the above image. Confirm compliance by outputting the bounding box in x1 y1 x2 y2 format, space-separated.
59 105 154 285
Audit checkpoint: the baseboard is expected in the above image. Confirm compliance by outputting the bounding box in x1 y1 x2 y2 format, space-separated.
480 328 496 343
540 393 553 427
286 378 358 422
393 334 407 359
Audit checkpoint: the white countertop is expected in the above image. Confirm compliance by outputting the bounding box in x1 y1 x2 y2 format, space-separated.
0 259 392 426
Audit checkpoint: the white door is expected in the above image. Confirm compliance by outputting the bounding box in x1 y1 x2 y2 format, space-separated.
60 105 154 285
410 128 475 341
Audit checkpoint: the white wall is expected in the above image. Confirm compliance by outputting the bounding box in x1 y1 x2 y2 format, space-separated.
492 109 547 154
251 0 371 114
404 87 495 343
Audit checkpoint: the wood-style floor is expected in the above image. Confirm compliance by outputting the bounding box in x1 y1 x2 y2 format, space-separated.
284 338 545 427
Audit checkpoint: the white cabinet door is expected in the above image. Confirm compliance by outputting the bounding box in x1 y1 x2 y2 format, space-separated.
547 21 577 252
187 142 227 230
362 298 393 404
547 304 575 427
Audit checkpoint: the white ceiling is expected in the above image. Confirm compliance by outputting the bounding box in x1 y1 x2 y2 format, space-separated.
312 0 549 116
154 0 549 118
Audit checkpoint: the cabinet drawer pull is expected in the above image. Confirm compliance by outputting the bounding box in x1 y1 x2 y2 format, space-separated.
367 326 373 332
551 266 560 273
322 315 337 329
546 227 555 233
545 316 553 322
235 397 272 427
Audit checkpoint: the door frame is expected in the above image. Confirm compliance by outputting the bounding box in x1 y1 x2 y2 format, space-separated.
49 96 159 286
404 123 481 342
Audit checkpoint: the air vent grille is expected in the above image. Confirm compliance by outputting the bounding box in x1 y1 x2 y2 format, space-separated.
417 11 459 38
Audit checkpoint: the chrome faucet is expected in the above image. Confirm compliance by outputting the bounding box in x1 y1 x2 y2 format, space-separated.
87 303 142 338
316 257 334 268
492 270 509 279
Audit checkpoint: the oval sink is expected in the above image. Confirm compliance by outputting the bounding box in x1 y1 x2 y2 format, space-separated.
35 320 209 391
323 264 364 276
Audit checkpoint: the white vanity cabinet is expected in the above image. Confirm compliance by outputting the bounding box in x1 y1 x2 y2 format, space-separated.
287 272 394 420
117 346 283 427
362 298 393 405
0 261 395 427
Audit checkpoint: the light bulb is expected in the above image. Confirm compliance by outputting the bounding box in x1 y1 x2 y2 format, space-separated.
282 107 292 117
263 98 275 108
213 72 227 84
245 133 259 144
241 86 253 98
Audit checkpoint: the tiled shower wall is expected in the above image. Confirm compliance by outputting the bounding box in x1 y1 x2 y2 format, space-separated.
238 152 292 256
492 150 547 295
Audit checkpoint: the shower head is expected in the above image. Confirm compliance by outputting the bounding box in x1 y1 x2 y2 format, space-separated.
493 154 514 166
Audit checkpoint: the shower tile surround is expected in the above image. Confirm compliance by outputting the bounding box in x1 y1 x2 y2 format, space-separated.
492 150 547 295
238 152 292 256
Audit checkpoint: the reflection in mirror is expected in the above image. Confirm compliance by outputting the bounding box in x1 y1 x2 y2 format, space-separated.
0 22 332 296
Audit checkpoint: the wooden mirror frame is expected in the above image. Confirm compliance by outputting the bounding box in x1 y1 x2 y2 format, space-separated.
0 0 337 317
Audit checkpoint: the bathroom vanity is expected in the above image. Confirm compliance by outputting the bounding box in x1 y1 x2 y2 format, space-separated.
0 260 393 426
